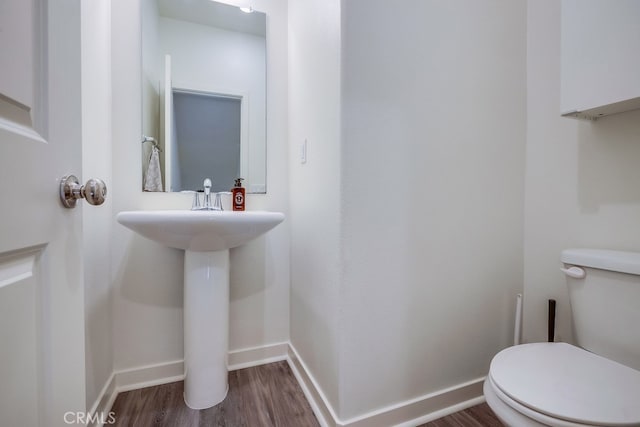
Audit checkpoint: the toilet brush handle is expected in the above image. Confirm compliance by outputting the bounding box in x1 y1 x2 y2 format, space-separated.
548 299 556 342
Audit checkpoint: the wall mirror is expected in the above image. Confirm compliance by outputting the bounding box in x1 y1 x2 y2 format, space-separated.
141 0 267 193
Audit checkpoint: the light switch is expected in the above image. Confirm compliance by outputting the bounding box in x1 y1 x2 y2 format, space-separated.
300 139 307 164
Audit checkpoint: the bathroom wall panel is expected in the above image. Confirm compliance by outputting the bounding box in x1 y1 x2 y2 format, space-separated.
340 0 526 419
289 0 526 421
288 0 343 413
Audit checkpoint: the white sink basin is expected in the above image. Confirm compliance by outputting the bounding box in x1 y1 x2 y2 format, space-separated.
116 209 284 409
116 210 285 252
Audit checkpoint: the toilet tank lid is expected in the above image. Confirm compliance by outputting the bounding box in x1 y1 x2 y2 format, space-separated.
562 248 640 275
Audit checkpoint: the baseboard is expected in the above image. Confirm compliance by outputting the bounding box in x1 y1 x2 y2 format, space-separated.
287 345 336 427
114 359 185 393
87 372 117 427
393 395 486 427
344 377 485 427
287 343 486 427
228 341 289 370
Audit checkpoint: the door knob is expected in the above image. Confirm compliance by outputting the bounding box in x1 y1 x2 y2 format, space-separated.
59 175 107 208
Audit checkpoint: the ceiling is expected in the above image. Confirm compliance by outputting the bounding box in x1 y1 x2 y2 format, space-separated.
157 0 266 37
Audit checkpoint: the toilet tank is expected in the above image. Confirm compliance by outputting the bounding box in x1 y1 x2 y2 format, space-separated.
561 249 640 371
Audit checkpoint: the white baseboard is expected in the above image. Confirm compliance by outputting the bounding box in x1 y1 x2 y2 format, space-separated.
287 343 486 427
228 341 289 370
90 343 485 427
287 345 335 427
87 372 117 427
393 395 486 427
114 359 185 393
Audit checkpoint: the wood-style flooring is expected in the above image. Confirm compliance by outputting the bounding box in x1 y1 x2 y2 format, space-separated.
422 403 503 427
110 361 319 426
110 361 501 427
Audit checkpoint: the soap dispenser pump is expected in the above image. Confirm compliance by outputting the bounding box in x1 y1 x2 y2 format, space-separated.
232 178 245 211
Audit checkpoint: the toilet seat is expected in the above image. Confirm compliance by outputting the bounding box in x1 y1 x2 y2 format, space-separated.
489 343 640 427
486 375 599 427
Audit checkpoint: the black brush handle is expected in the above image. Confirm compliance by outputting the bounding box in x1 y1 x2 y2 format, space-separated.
548 299 557 342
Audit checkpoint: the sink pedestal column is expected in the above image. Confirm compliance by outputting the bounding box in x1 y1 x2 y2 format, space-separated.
183 250 229 409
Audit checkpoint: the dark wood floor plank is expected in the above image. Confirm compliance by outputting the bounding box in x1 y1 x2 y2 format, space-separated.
110 361 319 427
420 403 503 427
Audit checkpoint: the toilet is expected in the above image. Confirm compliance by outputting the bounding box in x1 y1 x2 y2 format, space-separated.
484 249 640 427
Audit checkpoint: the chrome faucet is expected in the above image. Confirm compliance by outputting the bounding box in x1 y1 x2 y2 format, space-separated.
203 178 212 208
190 179 230 211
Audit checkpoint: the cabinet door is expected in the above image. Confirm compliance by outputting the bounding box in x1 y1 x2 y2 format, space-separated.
561 0 640 119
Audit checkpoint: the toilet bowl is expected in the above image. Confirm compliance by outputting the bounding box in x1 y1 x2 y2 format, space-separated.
485 342 640 426
485 249 640 427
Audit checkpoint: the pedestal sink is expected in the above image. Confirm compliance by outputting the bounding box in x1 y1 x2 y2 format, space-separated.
116 210 284 409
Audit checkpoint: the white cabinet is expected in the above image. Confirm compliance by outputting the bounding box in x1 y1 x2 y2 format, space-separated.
561 0 640 120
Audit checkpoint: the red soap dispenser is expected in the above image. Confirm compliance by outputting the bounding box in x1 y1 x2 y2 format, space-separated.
232 178 245 211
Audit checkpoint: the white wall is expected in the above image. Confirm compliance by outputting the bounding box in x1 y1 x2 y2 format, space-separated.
111 0 289 374
339 0 526 419
81 0 113 411
288 0 343 413
523 1 640 344
289 0 526 421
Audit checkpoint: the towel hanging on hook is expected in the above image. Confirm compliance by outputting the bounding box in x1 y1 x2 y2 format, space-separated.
144 145 163 192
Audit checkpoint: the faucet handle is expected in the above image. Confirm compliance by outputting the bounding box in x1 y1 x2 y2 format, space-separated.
203 178 212 194
181 190 202 210
192 191 201 210
202 178 213 208
213 192 231 211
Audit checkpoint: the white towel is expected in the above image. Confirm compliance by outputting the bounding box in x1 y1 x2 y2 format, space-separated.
144 146 164 192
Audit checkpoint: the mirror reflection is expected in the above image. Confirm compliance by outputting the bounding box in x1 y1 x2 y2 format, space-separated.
141 0 267 193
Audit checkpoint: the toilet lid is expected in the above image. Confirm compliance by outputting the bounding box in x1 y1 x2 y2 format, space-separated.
490 342 640 426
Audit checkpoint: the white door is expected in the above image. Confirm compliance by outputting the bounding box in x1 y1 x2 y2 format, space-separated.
0 1 87 426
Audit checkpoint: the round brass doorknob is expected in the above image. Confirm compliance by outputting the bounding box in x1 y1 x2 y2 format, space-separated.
59 175 108 208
